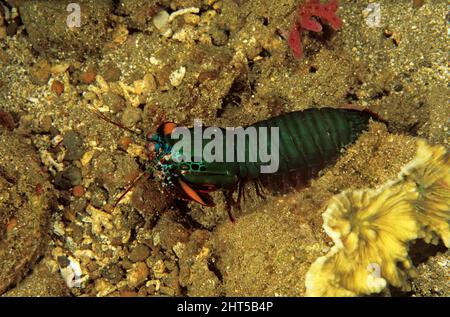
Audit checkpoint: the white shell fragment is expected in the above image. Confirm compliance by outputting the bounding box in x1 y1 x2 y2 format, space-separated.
153 10 173 37
168 7 200 22
153 8 200 38
169 66 186 87
152 10 170 31
60 257 87 288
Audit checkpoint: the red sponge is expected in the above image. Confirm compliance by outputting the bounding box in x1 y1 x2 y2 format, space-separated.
289 0 343 59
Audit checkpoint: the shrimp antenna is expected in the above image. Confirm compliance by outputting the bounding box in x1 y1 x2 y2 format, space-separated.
87 106 146 141
113 172 148 207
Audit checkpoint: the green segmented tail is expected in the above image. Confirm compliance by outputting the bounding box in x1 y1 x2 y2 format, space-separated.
251 108 376 191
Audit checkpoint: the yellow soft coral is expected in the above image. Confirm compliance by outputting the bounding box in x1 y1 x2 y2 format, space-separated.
306 140 450 297
400 141 450 247
306 183 419 296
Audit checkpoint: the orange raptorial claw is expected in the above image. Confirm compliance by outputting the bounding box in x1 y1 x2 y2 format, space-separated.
177 179 215 206
195 184 220 193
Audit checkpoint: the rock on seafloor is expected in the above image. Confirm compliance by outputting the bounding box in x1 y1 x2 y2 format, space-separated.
0 131 53 295
20 0 113 59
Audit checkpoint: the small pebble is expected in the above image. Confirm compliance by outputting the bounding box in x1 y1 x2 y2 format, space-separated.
198 70 219 83
211 28 229 46
129 244 151 263
134 73 157 94
127 262 149 288
101 264 125 284
57 256 70 268
153 10 170 32
169 66 186 87
80 67 97 84
72 185 85 197
51 80 64 96
121 106 142 128
103 92 125 113
51 63 70 75
160 285 176 296
63 130 84 161
54 166 82 190
6 218 17 233
101 62 122 82
156 65 172 87
89 185 109 208
394 83 404 92
83 91 97 101
119 290 138 297
412 0 425 8
153 212 191 251
184 13 200 25
6 20 19 36
30 60 51 85
0 111 15 130
121 259 134 270
63 208 76 223
35 183 44 195
111 236 124 246
118 136 132 151
40 115 52 133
